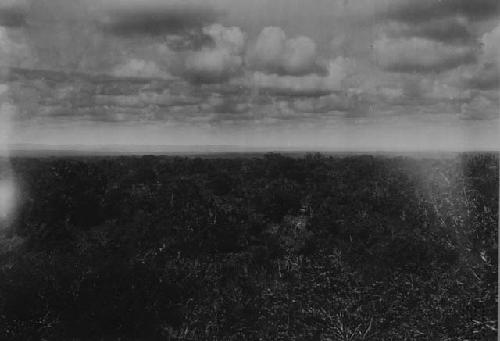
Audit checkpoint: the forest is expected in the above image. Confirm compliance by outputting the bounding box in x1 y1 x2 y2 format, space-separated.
0 153 497 340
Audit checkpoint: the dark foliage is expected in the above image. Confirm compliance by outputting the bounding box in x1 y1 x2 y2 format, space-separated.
0 153 497 340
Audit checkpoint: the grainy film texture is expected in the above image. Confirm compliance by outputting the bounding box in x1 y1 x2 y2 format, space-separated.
0 0 498 340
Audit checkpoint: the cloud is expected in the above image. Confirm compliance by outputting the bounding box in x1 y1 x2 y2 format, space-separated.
202 93 250 114
99 0 221 36
184 24 246 83
291 93 355 113
185 50 243 83
112 59 173 79
139 89 202 107
384 17 473 44
248 56 354 97
7 67 242 124
399 77 472 106
464 63 500 90
351 70 477 118
21 0 119 72
481 23 500 69
460 94 499 120
248 26 324 76
373 36 476 73
203 23 245 55
164 32 214 51
378 0 500 24
0 27 31 67
422 79 469 102
8 60 360 125
462 23 500 89
0 0 28 27
0 28 16 63
373 86 405 103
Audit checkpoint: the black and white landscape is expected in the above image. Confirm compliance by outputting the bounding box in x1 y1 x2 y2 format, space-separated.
0 0 498 340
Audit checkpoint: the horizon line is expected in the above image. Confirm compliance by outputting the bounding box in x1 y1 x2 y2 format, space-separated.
4 143 500 154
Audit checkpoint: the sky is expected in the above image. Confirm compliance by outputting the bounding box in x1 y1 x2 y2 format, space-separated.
0 0 499 150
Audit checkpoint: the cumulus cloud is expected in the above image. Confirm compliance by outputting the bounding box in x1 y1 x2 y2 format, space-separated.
481 24 500 69
373 36 476 73
249 57 354 97
99 0 221 36
184 24 246 83
203 24 245 55
462 24 500 89
248 27 324 76
112 59 173 79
